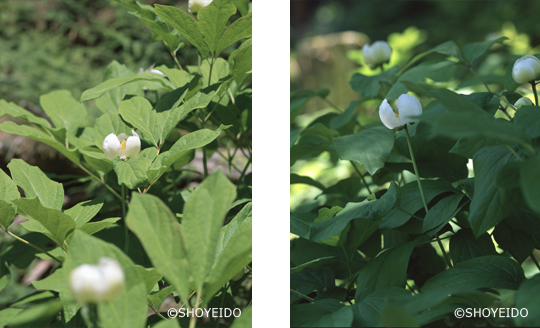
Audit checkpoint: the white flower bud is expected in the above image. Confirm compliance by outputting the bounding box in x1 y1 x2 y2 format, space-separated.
102 130 140 160
69 257 125 304
514 96 534 108
379 94 422 130
512 55 540 84
189 0 213 13
363 41 392 68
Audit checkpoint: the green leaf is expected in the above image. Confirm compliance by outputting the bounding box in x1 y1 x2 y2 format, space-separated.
40 90 87 133
290 299 353 327
349 66 398 99
91 111 131 150
151 318 181 328
31 268 78 322
463 36 507 64
314 206 347 247
450 135 503 158
310 181 398 241
6 300 63 326
469 145 523 236
0 200 17 229
515 274 540 327
520 155 540 215
290 173 325 190
229 38 252 85
449 229 497 265
399 41 464 74
290 88 329 123
493 221 534 264
148 285 175 310
334 126 394 176
230 305 251 328
64 231 147 328
80 147 113 174
301 123 339 144
8 159 64 210
427 88 486 115
113 147 157 189
183 170 236 290
351 287 411 327
355 239 420 302
216 12 252 55
14 197 75 247
0 121 80 164
136 266 162 295
64 197 104 227
0 99 52 128
514 105 540 139
76 217 120 237
380 180 458 230
198 0 236 56
0 168 20 202
118 96 163 146
80 72 174 102
379 303 420 327
203 203 251 302
200 57 230 86
422 194 464 233
126 193 191 305
423 255 525 291
94 60 145 113
154 4 209 57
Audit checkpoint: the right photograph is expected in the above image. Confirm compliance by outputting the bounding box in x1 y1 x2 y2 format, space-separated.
290 1 540 327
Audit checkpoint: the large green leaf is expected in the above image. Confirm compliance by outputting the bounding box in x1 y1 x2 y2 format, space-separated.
64 197 104 227
118 96 163 146
520 155 540 215
422 256 525 291
355 239 420 302
0 200 17 229
463 37 507 64
290 299 353 327
31 268 78 322
39 90 87 133
148 125 227 182
422 193 464 233
216 12 252 56
94 60 145 113
126 193 191 305
91 111 132 150
230 305 251 328
469 145 522 236
229 38 252 85
493 221 534 265
515 274 540 327
514 105 540 139
64 231 147 328
0 121 80 164
8 159 64 210
14 197 75 247
154 4 209 57
0 168 20 203
112 147 157 189
198 0 236 56
0 99 52 128
449 229 497 265
310 181 398 241
351 287 411 327
80 72 174 102
349 66 398 99
334 126 394 176
182 170 236 290
80 147 113 174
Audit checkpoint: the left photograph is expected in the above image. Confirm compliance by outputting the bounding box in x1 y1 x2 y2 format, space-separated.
0 1 252 327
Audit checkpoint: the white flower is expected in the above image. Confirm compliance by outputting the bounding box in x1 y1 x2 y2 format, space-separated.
512 55 540 84
189 0 213 13
514 96 534 108
69 257 125 304
379 94 423 129
363 41 392 68
103 131 141 160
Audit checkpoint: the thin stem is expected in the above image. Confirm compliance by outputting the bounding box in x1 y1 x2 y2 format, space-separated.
147 301 167 320
323 98 343 113
290 289 315 302
237 156 251 186
499 105 512 120
404 126 453 268
380 64 385 72
506 145 523 161
468 66 492 93
202 149 209 177
78 164 122 200
207 57 215 87
217 286 227 328
122 184 129 253
189 288 202 328
395 206 423 221
406 282 418 295
3 228 62 264
531 80 539 106
531 253 540 272
350 161 372 194
171 51 184 71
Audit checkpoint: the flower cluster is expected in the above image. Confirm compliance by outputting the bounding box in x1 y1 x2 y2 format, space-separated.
379 94 422 130
69 258 125 304
103 131 141 160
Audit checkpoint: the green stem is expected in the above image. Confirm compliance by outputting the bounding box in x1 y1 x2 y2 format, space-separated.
468 65 492 93
207 57 215 87
323 98 343 113
531 253 540 272
395 205 423 221
406 281 418 295
531 80 539 106
506 144 523 161
122 184 129 253
290 289 315 302
404 126 453 268
78 164 122 201
237 156 251 186
3 228 62 264
189 288 202 328
147 300 167 320
171 51 184 70
350 161 372 194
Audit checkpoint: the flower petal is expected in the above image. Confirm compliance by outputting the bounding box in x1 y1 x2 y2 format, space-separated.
379 99 402 130
124 130 141 159
103 133 122 160
397 94 422 125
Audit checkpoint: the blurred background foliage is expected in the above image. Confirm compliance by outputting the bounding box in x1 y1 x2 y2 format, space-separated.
290 0 540 213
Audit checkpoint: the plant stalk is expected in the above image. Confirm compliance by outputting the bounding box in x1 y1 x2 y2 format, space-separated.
531 80 539 106
189 288 202 328
122 184 129 253
350 161 372 194
3 228 62 264
404 125 453 268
